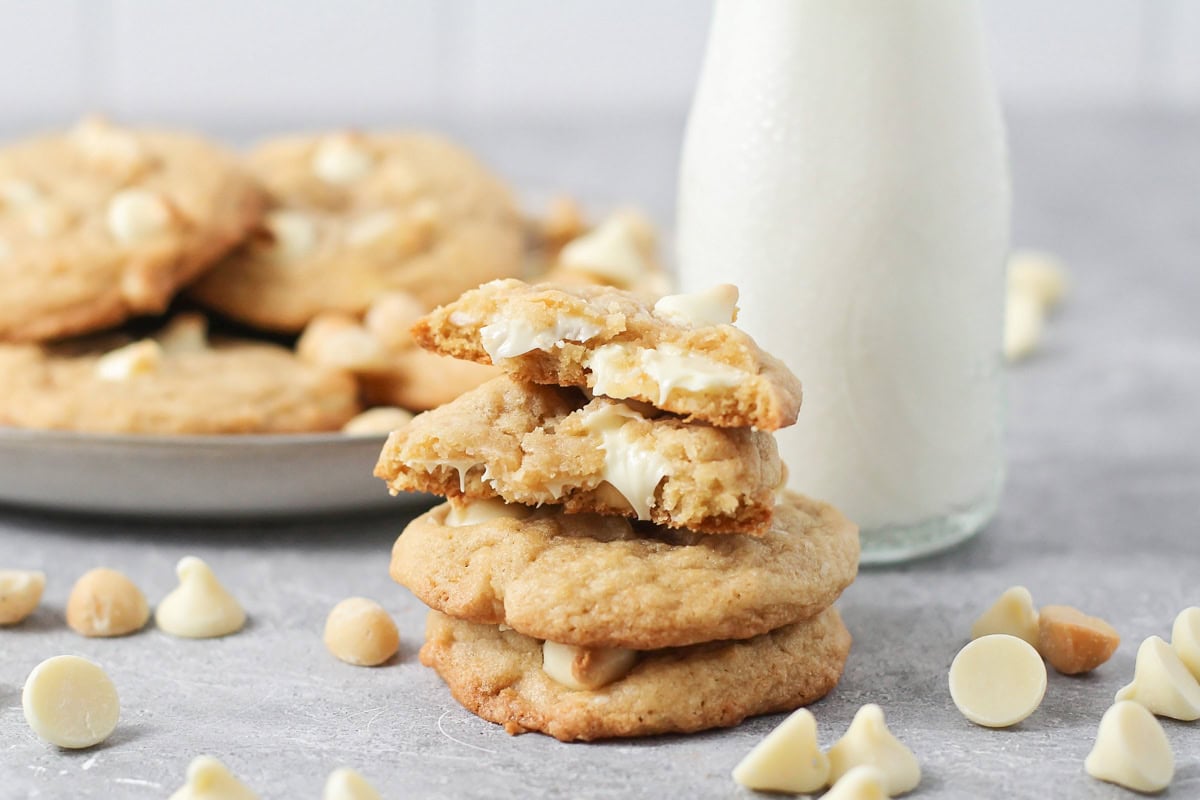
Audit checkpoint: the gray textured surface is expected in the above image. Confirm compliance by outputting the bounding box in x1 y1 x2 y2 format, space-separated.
2 110 1199 798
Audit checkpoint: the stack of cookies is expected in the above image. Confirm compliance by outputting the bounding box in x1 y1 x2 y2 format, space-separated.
375 279 860 741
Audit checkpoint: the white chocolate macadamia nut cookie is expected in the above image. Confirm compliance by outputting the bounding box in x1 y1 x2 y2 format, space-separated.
22 655 120 749
0 569 45 624
156 556 246 639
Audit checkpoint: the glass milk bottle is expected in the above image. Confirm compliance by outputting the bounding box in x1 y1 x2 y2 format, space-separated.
677 0 1009 563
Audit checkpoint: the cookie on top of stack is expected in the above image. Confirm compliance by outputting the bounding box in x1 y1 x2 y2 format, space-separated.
375 279 860 741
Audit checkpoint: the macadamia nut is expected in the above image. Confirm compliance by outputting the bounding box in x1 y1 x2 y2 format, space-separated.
542 640 637 691
0 569 45 625
324 597 399 667
66 567 150 637
1037 604 1120 675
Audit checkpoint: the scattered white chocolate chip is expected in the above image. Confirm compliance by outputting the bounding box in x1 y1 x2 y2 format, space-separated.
542 640 637 691
1003 289 1045 363
1172 607 1200 680
342 406 414 436
155 313 209 355
324 597 399 667
0 179 42 209
363 291 426 350
70 117 150 175
95 339 163 382
949 634 1046 728
653 284 739 328
22 655 119 749
1036 604 1120 675
346 210 399 247
444 498 532 527
731 708 830 794
297 315 392 372
313 134 374 184
823 765 890 800
168 756 259 800
66 567 150 637
1114 635 1200 721
155 556 246 639
262 209 317 261
970 585 1039 646
1008 249 1068 311
107 188 172 245
0 569 46 625
323 767 382 800
558 215 651 287
579 402 670 520
1085 701 1174 794
827 704 921 796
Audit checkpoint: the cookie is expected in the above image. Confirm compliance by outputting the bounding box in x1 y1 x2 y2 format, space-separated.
420 607 851 741
374 375 783 534
189 132 524 333
296 293 500 412
392 491 858 649
0 118 265 342
412 280 802 430
0 315 359 434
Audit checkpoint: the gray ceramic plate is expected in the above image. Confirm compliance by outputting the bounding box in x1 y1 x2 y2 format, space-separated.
0 428 419 518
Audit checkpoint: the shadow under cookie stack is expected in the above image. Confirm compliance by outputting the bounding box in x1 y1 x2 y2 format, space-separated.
375 278 860 741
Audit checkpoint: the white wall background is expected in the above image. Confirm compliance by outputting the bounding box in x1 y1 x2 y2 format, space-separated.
1 0 1198 131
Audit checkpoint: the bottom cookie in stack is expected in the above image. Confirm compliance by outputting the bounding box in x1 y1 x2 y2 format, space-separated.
392 491 859 741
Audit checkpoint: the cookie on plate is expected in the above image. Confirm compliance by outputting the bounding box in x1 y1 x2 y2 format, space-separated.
393 492 859 649
412 280 802 430
296 292 500 412
0 314 359 434
374 375 783 534
0 118 265 342
189 132 524 333
420 607 851 741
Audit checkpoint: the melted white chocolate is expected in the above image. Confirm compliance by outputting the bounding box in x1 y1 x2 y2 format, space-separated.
479 314 603 361
579 403 669 519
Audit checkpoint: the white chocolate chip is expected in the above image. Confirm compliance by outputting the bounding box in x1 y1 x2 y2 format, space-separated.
155 556 246 639
731 708 830 794
1173 607 1200 680
1084 701 1174 794
341 406 414 436
1004 289 1044 363
558 215 651 287
443 498 532 527
0 179 42 209
155 313 209 355
22 655 120 749
827 704 921 796
346 210 399 247
66 567 150 638
949 634 1046 728
970 585 1039 646
168 756 259 800
0 569 46 625
71 117 150 175
587 343 744 407
263 210 318 261
297 315 392 372
313 134 374 184
479 313 604 361
323 768 382 800
95 339 163 382
653 284 739 327
363 291 426 350
607 208 657 256
107 188 172 245
1114 635 1200 721
323 597 399 667
823 765 889 800
579 402 670 520
542 640 637 690
1008 250 1068 310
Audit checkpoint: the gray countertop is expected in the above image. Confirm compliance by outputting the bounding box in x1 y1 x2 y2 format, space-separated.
2 110 1199 798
